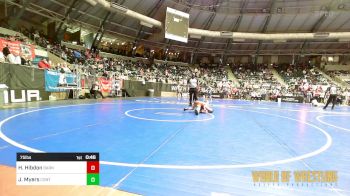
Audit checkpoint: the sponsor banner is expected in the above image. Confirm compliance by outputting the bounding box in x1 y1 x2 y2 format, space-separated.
0 38 36 59
161 84 178 92
279 96 304 103
3 89 40 103
80 75 95 90
212 93 222 99
98 77 112 93
78 75 123 93
170 85 178 92
116 79 123 90
44 70 78 92
34 49 48 57
2 89 50 103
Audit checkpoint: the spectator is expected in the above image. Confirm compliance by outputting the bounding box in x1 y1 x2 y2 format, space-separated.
15 55 21 65
58 67 67 86
102 71 108 78
0 51 4 63
38 58 51 69
90 81 105 99
2 45 10 57
6 52 16 64
21 56 28 65
62 63 71 73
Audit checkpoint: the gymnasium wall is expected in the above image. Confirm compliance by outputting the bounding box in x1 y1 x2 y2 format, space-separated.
0 63 179 103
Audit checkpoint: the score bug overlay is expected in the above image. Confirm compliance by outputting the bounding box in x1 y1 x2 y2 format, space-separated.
16 152 99 186
251 170 338 186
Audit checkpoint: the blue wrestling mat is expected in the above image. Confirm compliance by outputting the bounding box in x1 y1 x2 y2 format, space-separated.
0 97 349 195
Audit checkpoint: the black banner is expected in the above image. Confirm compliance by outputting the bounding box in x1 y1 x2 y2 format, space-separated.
1 63 45 90
1 63 50 102
123 80 177 97
17 153 99 161
279 96 304 103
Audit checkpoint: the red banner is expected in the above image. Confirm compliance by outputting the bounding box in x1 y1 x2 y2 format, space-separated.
98 77 112 93
0 38 36 59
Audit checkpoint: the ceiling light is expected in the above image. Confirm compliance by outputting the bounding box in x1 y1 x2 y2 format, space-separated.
190 34 201 39
233 38 245 42
85 0 97 6
338 4 345 9
220 31 233 37
273 39 287 43
140 21 153 28
110 2 128 13
313 32 330 38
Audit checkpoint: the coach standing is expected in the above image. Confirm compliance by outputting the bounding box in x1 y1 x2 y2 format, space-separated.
323 84 337 110
188 74 198 106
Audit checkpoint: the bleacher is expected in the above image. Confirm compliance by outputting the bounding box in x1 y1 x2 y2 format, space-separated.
276 64 333 92
231 64 282 99
327 70 350 85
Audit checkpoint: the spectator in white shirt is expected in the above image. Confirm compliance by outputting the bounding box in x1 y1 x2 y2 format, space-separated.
15 55 21 65
62 63 72 73
7 53 16 64
0 51 5 63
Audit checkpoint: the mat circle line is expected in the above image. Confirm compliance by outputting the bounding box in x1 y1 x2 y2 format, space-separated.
0 102 332 170
316 114 350 132
125 108 215 122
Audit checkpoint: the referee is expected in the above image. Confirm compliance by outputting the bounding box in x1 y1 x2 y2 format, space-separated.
188 74 198 106
323 84 337 110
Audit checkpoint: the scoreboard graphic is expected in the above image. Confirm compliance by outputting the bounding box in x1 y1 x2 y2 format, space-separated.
16 153 99 185
165 7 189 43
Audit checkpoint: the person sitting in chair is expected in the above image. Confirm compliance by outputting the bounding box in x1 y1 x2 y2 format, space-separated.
90 81 105 99
58 66 67 86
